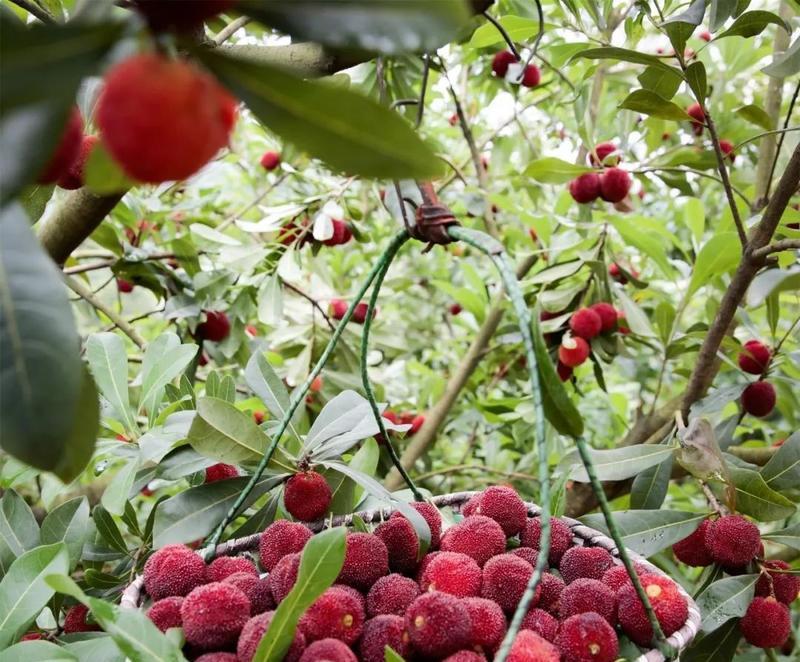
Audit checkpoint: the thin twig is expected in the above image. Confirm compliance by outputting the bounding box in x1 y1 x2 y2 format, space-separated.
482 11 521 59
66 276 145 349
635 167 751 207
752 239 800 259
281 279 336 332
765 80 800 201
415 54 431 129
734 126 800 151
215 16 250 45
9 0 54 23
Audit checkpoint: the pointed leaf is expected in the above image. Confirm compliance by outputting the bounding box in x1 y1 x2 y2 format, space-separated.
40 497 89 571
86 333 136 432
188 397 274 465
569 445 675 482
728 467 796 521
696 574 758 632
0 490 40 579
760 431 800 490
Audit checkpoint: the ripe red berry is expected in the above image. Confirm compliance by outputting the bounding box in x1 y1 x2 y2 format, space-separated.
589 303 617 332
421 551 482 598
260 150 281 171
570 307 603 340
491 51 518 78
97 54 236 183
117 278 134 293
284 471 332 522
404 591 471 658
207 555 257 582
143 544 207 600
600 563 648 594
38 106 83 184
520 64 541 88
755 560 800 605
520 608 558 642
608 262 627 284
686 102 705 135
320 219 353 247
337 533 390 592
375 518 419 574
269 552 301 603
472 486 528 537
738 339 771 374
740 596 791 648
238 611 306 662
556 612 618 662
509 630 560 662
196 653 238 662
481 553 537 614
132 0 235 32
705 514 761 568
330 298 348 320
259 520 312 571
63 604 101 633
147 596 183 632
559 546 614 584
719 139 735 163
181 582 251 650
617 574 689 645
558 336 590 367
204 463 238 484
366 574 420 617
390 501 442 549
568 173 601 204
699 30 712 41
588 142 620 166
299 585 365 645
599 167 632 203
463 597 507 654
557 361 573 382
57 134 99 190
408 414 425 435
440 515 506 567
197 311 230 342
672 519 714 567
299 639 356 662
442 651 486 662
741 381 777 417
449 113 459 126
559 578 615 623
449 303 463 315
223 572 274 614
351 302 373 324
359 615 410 662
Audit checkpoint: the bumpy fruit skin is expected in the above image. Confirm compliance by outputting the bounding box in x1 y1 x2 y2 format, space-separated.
238 611 306 662
207 555 258 582
391 502 442 549
259 520 312 571
536 573 565 615
520 608 558 644
204 463 238 484
589 303 617 333
617 574 688 646
556 612 619 662
299 638 357 662
421 551 482 598
180 582 251 650
443 652 486 662
63 605 101 633
462 494 482 517
366 574 420 617
337 533 390 592
738 339 771 374
705 515 761 568
687 103 705 135
195 654 238 662
97 54 236 183
672 519 714 567
492 51 518 77
719 139 735 163
197 311 231 342
463 597 507 654
359 615 411 662
269 552 301 603
472 486 528 536
741 381 777 417
330 299 348 320
520 64 541 87
57 134 99 190
375 517 419 574
589 142 620 166
351 302 372 324
299 586 365 645
117 278 134 293
559 546 614 584
599 167 632 203
511 547 539 567
508 630 560 662
600 563 647 593
559 578 615 623
284 471 332 522
482 553 537 614
38 106 83 184
739 597 791 648
570 308 603 340
132 0 235 32
322 219 353 247
440 515 507 567
404 591 471 658
260 150 281 171
143 544 207 599
558 336 591 368
569 173 601 204
223 572 274 614
755 560 800 604
147 596 183 632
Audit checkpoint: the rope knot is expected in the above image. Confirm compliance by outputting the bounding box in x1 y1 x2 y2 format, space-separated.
410 182 460 247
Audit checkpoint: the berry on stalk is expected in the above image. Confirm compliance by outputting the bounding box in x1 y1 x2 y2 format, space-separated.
284 471 332 522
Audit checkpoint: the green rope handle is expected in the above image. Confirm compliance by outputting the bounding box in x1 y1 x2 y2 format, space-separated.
358 230 425 501
204 231 411 555
447 227 550 662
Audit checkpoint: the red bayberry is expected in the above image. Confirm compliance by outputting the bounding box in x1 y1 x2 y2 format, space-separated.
223 572 274 614
205 463 238 484
686 103 705 135
617 574 688 646
38 106 83 184
284 471 332 522
520 64 541 88
557 361 573 382
299 639 356 662
558 336 590 367
600 563 647 594
367 574 420 617
738 340 771 374
463 597 507 654
440 515 506 567
570 308 603 340
472 486 528 537
740 596 791 649
207 555 257 582
117 278 134 293
559 578 615 623
492 51 518 78
147 596 183 632
330 299 348 320
359 615 411 662
375 518 419 574
699 30 712 41
421 551 482 598
589 142 621 166
482 554 538 614
705 515 761 567
559 546 614 584
719 139 735 163
556 612 618 662
351 301 373 324
755 560 800 604
63 605 101 633
337 533 390 592
390 501 442 549
238 611 306 662
197 311 230 342
569 173 601 204
404 591 471 658
672 519 714 567
599 167 632 203
57 134 99 190
509 630 560 662
260 150 281 171
741 381 777 417
589 303 617 332
450 303 463 315
180 582 251 650
259 520 312 571
322 219 353 246
520 608 558 643
143 544 207 600
299 585 365 645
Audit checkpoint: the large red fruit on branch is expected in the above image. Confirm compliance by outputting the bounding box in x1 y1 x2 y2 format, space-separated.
558 336 590 367
737 339 771 374
132 0 236 32
57 135 99 190
599 167 632 203
568 173 601 204
588 142 620 166
741 381 776 417
197 311 231 342
491 51 518 77
97 53 237 183
520 64 541 88
37 106 83 184
686 103 705 135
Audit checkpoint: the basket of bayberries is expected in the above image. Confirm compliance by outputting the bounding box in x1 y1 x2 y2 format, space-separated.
122 486 701 662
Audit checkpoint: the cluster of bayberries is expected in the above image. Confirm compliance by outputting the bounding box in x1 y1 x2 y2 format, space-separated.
123 486 692 661
567 143 632 206
279 217 353 249
672 514 798 649
491 51 541 88
737 339 778 418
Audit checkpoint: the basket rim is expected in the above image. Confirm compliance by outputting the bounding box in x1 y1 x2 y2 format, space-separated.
121 491 701 661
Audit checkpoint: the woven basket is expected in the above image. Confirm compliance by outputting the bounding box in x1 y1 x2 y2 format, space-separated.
121 491 701 661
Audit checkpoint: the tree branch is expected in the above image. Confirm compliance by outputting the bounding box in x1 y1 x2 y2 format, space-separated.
66 276 145 348
752 239 800 259
9 0 55 23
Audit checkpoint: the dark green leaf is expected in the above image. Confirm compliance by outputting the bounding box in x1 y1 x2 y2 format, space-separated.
619 90 692 120
238 0 471 55
637 66 683 99
630 455 674 509
685 61 707 101
763 34 800 77
734 104 774 130
0 639 78 660
572 47 684 76
523 157 594 184
715 10 790 39
695 574 757 632
762 522 800 550
41 497 90 571
760 432 800 491
253 527 347 662
709 0 737 30
661 0 707 55
92 506 129 555
728 467 796 521
188 397 274 465
569 445 675 482
0 490 40 579
682 619 742 661
195 50 443 180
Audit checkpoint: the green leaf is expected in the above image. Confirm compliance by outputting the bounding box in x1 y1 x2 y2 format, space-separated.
469 15 541 48
523 157 594 184
0 640 78 660
709 0 737 30
383 647 406 662
569 445 675 482
572 47 684 76
762 522 800 550
529 259 584 285
580 510 708 557
245 352 294 426
682 619 742 661
239 0 470 55
746 267 800 307
188 397 274 465
618 90 692 121
0 543 69 648
760 431 800 490
0 490 40 579
735 104 774 131
253 527 347 662
531 313 583 437
661 0 707 55
54 365 100 484
688 232 741 296
0 203 97 481
728 467 796 521
101 459 140 516
637 66 683 99
630 454 674 509
83 142 134 195
195 49 443 180
715 11 790 39
685 61 707 101
696 574 757 632
40 497 89 572
138 333 197 424
92 506 129 555
609 216 674 277
763 34 800 78
86 332 136 432
615 288 657 337
45 574 186 661
153 475 286 548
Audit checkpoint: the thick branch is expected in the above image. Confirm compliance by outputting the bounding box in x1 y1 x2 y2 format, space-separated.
752 239 800 259
217 43 366 78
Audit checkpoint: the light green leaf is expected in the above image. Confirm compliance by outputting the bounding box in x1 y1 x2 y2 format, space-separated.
609 216 674 277
615 288 657 337
728 467 796 521
619 90 692 120
688 232 741 296
188 397 273 465
83 142 133 195
101 459 140 517
715 11 790 40
760 431 800 490
0 490 39 579
469 15 540 48
0 639 78 660
734 104 774 131
763 34 800 77
138 334 197 424
762 522 800 550
569 445 675 482
685 61 707 101
40 497 89 572
696 574 758 632
572 47 684 75
524 158 594 184
86 333 136 432
630 455 674 509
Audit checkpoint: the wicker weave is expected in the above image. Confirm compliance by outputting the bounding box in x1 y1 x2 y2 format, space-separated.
121 491 701 661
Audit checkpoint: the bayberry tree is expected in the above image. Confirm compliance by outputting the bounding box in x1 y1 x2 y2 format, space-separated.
0 1 798 660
